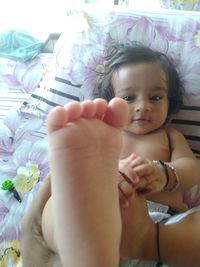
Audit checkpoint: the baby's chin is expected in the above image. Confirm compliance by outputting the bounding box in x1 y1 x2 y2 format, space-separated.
124 124 159 135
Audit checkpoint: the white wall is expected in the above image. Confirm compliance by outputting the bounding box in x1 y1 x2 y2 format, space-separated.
0 0 162 40
0 0 85 39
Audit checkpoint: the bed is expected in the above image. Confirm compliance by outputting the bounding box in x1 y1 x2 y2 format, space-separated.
0 5 200 266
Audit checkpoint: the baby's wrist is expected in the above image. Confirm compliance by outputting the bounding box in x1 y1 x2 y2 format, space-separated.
153 160 180 192
153 160 169 189
163 163 180 192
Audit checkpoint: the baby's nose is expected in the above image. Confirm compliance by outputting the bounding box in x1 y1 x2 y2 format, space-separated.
135 100 151 112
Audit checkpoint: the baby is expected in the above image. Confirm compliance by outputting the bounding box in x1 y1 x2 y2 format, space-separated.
94 42 200 212
39 43 200 267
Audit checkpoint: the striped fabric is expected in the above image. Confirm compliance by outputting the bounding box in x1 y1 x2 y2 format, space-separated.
20 69 83 118
0 53 54 121
0 86 30 122
169 105 200 159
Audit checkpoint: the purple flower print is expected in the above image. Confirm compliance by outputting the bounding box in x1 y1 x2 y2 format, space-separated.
0 178 44 246
55 27 107 73
58 43 105 96
0 197 22 243
14 59 44 93
168 45 200 101
0 78 9 96
108 16 179 54
0 57 44 93
0 201 9 225
0 139 49 194
176 19 200 50
13 140 49 193
0 110 43 155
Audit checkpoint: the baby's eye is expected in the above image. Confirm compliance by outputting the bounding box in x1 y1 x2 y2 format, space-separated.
122 95 136 102
150 95 163 101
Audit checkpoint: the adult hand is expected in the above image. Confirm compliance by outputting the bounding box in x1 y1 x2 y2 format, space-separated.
118 154 139 207
21 175 61 267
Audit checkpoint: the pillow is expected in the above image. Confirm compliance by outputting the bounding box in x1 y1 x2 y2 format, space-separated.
160 0 200 11
0 54 54 121
28 7 200 154
19 6 200 207
20 68 84 118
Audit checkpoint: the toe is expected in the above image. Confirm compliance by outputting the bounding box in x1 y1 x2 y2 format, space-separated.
47 106 68 133
93 98 108 118
103 98 130 128
64 101 82 121
80 100 96 118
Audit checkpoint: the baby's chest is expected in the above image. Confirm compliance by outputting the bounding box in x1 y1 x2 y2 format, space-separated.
122 131 170 161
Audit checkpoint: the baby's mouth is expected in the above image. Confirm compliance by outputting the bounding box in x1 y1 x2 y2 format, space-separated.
133 118 151 124
135 117 150 121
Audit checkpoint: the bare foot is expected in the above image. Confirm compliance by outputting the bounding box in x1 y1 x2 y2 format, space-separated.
46 98 129 267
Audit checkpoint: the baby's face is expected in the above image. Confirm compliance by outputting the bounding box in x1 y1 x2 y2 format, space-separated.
112 62 168 135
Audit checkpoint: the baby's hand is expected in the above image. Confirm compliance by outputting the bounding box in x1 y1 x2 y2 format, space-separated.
129 156 167 194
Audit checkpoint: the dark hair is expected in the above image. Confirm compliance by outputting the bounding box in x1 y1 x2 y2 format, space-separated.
93 42 185 115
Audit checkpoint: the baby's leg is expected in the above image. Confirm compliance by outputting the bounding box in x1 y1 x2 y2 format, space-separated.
42 98 129 267
120 192 200 267
120 193 157 260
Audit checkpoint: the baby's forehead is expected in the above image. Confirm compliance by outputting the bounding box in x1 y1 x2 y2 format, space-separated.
113 61 167 75
112 62 168 83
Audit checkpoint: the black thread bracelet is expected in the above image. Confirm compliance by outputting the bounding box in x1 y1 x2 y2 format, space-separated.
156 222 163 267
158 160 169 188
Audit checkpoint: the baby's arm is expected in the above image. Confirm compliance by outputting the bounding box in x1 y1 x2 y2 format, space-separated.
166 128 200 190
119 129 200 211
119 128 200 197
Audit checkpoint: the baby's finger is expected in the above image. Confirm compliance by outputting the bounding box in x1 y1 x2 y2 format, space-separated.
135 176 150 189
127 153 137 164
118 186 129 208
134 163 154 177
128 156 147 168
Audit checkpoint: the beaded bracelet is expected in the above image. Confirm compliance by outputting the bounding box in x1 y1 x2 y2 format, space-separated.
153 160 169 188
164 163 180 192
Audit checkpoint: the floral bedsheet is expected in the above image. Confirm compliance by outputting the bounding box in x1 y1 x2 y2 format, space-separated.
0 55 52 266
1 6 200 267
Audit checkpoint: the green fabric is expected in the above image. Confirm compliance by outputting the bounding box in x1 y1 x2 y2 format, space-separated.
0 29 44 62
